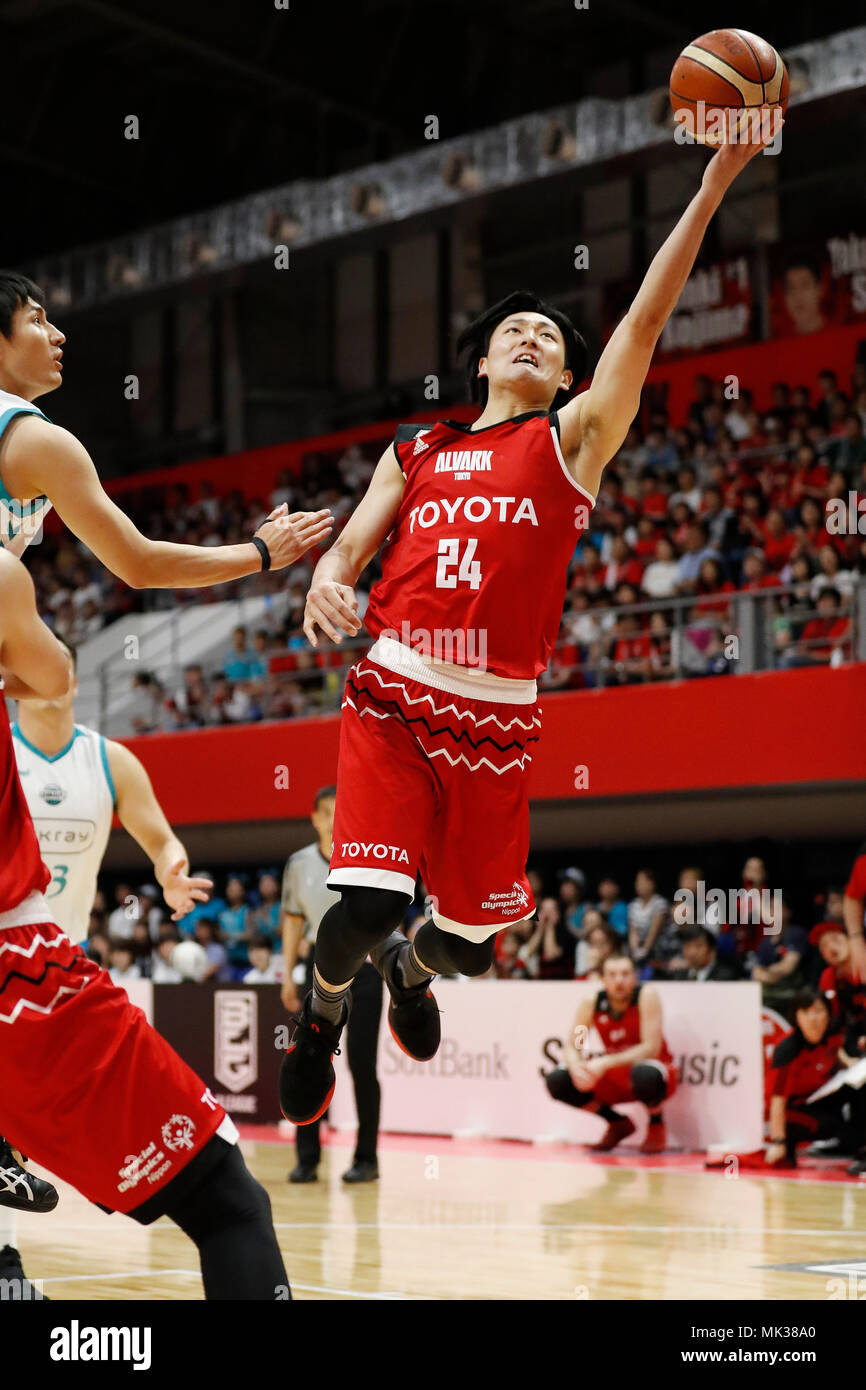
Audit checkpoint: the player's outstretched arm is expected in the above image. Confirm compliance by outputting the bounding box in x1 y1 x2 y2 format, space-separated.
304 443 405 645
0 550 71 700
844 890 866 984
105 739 212 920
2 415 333 589
558 108 783 500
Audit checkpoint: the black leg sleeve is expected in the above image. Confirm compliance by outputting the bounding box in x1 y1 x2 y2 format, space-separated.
164 1141 289 1301
347 962 383 1164
315 886 411 985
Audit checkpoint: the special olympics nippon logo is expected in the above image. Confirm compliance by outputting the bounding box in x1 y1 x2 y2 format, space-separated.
513 880 529 908
161 1114 196 1152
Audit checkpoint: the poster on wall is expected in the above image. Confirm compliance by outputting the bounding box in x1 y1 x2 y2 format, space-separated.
605 256 755 361
769 232 866 337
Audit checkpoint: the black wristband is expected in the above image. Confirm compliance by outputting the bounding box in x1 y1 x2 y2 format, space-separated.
250 535 270 571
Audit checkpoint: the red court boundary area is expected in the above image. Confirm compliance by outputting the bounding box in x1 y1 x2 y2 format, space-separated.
236 1124 866 1184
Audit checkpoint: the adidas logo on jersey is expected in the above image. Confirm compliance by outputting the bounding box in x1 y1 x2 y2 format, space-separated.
434 450 493 476
413 431 431 455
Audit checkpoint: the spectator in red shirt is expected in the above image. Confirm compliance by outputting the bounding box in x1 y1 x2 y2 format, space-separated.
605 612 652 684
782 587 851 666
569 544 605 598
639 469 671 521
765 988 865 1168
762 507 797 571
739 549 782 593
602 536 644 593
632 514 660 562
796 497 841 557
790 444 831 504
695 557 735 617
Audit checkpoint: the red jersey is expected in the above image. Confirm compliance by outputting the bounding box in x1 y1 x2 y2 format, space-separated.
770 1028 842 1107
0 690 49 911
800 616 850 658
363 411 594 680
592 986 672 1063
819 963 866 1034
845 844 866 901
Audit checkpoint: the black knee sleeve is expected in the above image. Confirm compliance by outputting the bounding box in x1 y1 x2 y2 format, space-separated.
545 1066 593 1108
165 1141 288 1300
315 885 411 984
630 1061 667 1107
413 921 496 977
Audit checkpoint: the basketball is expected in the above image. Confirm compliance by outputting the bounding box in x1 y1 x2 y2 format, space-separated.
670 28 789 145
171 939 209 983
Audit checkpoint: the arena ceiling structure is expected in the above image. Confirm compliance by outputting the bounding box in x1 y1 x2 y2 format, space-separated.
2 0 863 263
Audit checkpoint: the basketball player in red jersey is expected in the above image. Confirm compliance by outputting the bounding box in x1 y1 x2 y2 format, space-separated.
544 954 678 1153
0 547 291 1298
843 841 866 985
280 116 781 1126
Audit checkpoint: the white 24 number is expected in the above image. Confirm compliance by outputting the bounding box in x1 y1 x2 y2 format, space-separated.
436 537 482 590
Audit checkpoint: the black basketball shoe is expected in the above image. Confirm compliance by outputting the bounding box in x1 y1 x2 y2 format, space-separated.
0 1245 48 1300
372 932 441 1061
279 992 349 1125
0 1138 59 1213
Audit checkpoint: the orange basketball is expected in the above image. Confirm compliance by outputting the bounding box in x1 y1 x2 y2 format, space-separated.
669 28 789 145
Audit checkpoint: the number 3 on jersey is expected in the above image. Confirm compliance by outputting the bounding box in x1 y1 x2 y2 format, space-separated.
46 865 69 899
436 537 482 590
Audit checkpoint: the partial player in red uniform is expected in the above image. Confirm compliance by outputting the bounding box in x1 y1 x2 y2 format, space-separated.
812 919 866 1052
544 953 678 1153
843 840 866 984
279 119 781 1127
765 988 866 1170
0 549 289 1299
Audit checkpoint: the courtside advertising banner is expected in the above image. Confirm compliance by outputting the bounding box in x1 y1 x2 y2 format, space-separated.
330 980 763 1150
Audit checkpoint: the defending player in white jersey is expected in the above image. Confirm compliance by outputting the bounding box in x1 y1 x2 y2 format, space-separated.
0 269 332 569
12 639 208 944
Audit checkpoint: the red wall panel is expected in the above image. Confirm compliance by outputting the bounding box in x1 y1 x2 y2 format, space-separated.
122 665 866 826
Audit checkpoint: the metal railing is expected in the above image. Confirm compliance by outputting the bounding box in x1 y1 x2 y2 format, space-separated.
72 578 866 735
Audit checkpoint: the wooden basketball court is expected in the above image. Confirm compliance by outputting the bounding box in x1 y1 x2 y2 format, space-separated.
13 1130 866 1300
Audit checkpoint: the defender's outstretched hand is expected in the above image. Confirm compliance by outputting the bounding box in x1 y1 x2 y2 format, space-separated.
161 858 213 922
255 503 334 571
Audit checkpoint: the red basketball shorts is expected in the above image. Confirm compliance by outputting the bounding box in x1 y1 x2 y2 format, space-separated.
328 638 541 942
0 893 236 1216
593 1058 679 1107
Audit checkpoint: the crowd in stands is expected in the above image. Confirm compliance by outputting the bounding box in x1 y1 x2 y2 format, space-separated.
88 869 286 985
491 855 848 1016
87 851 845 1016
31 364 866 730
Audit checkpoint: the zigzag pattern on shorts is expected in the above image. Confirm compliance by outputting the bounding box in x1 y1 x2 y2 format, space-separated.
344 670 540 763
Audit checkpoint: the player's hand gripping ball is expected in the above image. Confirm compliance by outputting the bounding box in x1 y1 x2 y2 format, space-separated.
670 29 788 146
